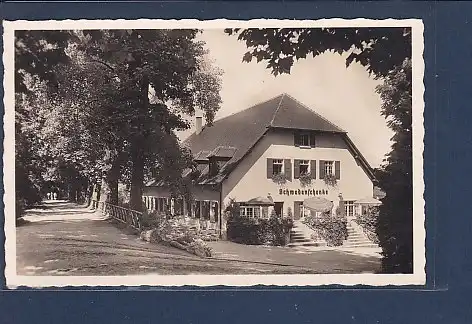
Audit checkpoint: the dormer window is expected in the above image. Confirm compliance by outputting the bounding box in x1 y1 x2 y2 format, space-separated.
294 131 315 148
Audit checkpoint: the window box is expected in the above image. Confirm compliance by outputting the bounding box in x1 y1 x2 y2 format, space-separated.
323 173 337 187
299 172 314 187
271 172 288 185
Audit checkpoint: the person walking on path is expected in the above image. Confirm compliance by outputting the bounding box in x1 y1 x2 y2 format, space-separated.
53 192 57 200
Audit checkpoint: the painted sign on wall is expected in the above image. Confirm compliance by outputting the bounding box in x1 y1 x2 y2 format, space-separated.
278 188 329 197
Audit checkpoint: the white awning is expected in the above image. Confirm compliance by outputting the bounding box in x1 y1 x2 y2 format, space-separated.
303 197 333 212
244 196 275 206
355 197 382 205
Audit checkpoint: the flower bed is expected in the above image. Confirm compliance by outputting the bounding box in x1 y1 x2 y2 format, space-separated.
139 211 213 257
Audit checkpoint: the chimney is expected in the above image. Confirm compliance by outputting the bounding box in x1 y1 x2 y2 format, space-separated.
196 116 203 135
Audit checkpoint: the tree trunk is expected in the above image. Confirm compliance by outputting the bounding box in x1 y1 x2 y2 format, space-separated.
99 149 121 205
129 144 145 211
88 182 97 206
129 76 149 212
107 162 120 205
99 176 110 204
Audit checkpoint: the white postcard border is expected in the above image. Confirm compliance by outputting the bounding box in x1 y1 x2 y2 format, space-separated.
3 18 425 288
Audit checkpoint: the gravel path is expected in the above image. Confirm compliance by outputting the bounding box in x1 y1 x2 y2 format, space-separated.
16 201 380 276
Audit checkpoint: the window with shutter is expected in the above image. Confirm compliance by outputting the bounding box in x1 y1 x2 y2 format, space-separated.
294 132 311 147
299 160 309 175
272 159 283 175
324 161 334 176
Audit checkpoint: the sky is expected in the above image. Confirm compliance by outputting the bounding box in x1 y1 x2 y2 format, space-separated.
177 29 394 168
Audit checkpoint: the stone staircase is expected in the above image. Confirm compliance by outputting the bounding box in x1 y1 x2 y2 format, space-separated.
288 221 327 248
343 220 379 248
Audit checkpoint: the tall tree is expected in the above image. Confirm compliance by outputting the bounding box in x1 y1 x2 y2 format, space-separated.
15 31 74 214
375 59 413 273
227 27 413 273
79 29 222 210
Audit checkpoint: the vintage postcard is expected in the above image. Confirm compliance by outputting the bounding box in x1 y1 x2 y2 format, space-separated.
3 18 425 288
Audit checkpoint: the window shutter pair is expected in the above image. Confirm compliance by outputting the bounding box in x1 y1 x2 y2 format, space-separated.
284 159 292 180
319 160 341 179
266 158 273 178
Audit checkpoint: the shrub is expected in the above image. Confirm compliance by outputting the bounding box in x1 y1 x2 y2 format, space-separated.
355 206 380 244
227 216 293 246
139 210 166 230
144 217 213 257
304 213 347 247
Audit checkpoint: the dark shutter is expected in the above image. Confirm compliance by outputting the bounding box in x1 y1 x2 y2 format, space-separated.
294 159 300 179
310 132 316 148
335 161 341 180
310 160 316 179
294 201 302 220
319 160 325 179
294 131 300 147
267 158 273 178
284 159 292 181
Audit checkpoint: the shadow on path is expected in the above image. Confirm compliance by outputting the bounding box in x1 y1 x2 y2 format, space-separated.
16 201 381 276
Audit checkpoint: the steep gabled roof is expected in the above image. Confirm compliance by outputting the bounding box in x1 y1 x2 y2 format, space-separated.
177 93 374 185
270 94 345 132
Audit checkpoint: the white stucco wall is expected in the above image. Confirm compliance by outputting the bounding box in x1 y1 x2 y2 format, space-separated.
222 129 374 215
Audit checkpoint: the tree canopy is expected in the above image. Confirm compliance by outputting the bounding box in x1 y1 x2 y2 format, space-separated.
225 27 411 77
14 29 222 212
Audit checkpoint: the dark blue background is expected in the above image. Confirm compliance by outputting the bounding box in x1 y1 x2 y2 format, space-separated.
1 1 471 323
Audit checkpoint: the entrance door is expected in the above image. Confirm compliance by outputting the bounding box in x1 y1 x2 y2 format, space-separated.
274 202 284 217
294 201 303 220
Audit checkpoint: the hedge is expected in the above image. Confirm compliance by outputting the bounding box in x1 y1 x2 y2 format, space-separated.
304 213 348 247
227 216 293 246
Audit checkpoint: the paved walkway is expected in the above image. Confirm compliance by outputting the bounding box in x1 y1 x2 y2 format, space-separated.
16 201 380 276
208 241 381 274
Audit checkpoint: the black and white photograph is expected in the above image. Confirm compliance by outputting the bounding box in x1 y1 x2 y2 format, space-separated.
4 19 425 287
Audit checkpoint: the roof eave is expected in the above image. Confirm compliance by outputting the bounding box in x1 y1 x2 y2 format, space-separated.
341 133 376 182
268 125 346 133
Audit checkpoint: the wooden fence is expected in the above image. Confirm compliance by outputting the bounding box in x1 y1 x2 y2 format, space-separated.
91 200 142 230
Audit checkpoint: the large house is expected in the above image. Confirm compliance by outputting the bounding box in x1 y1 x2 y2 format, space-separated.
143 94 378 237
